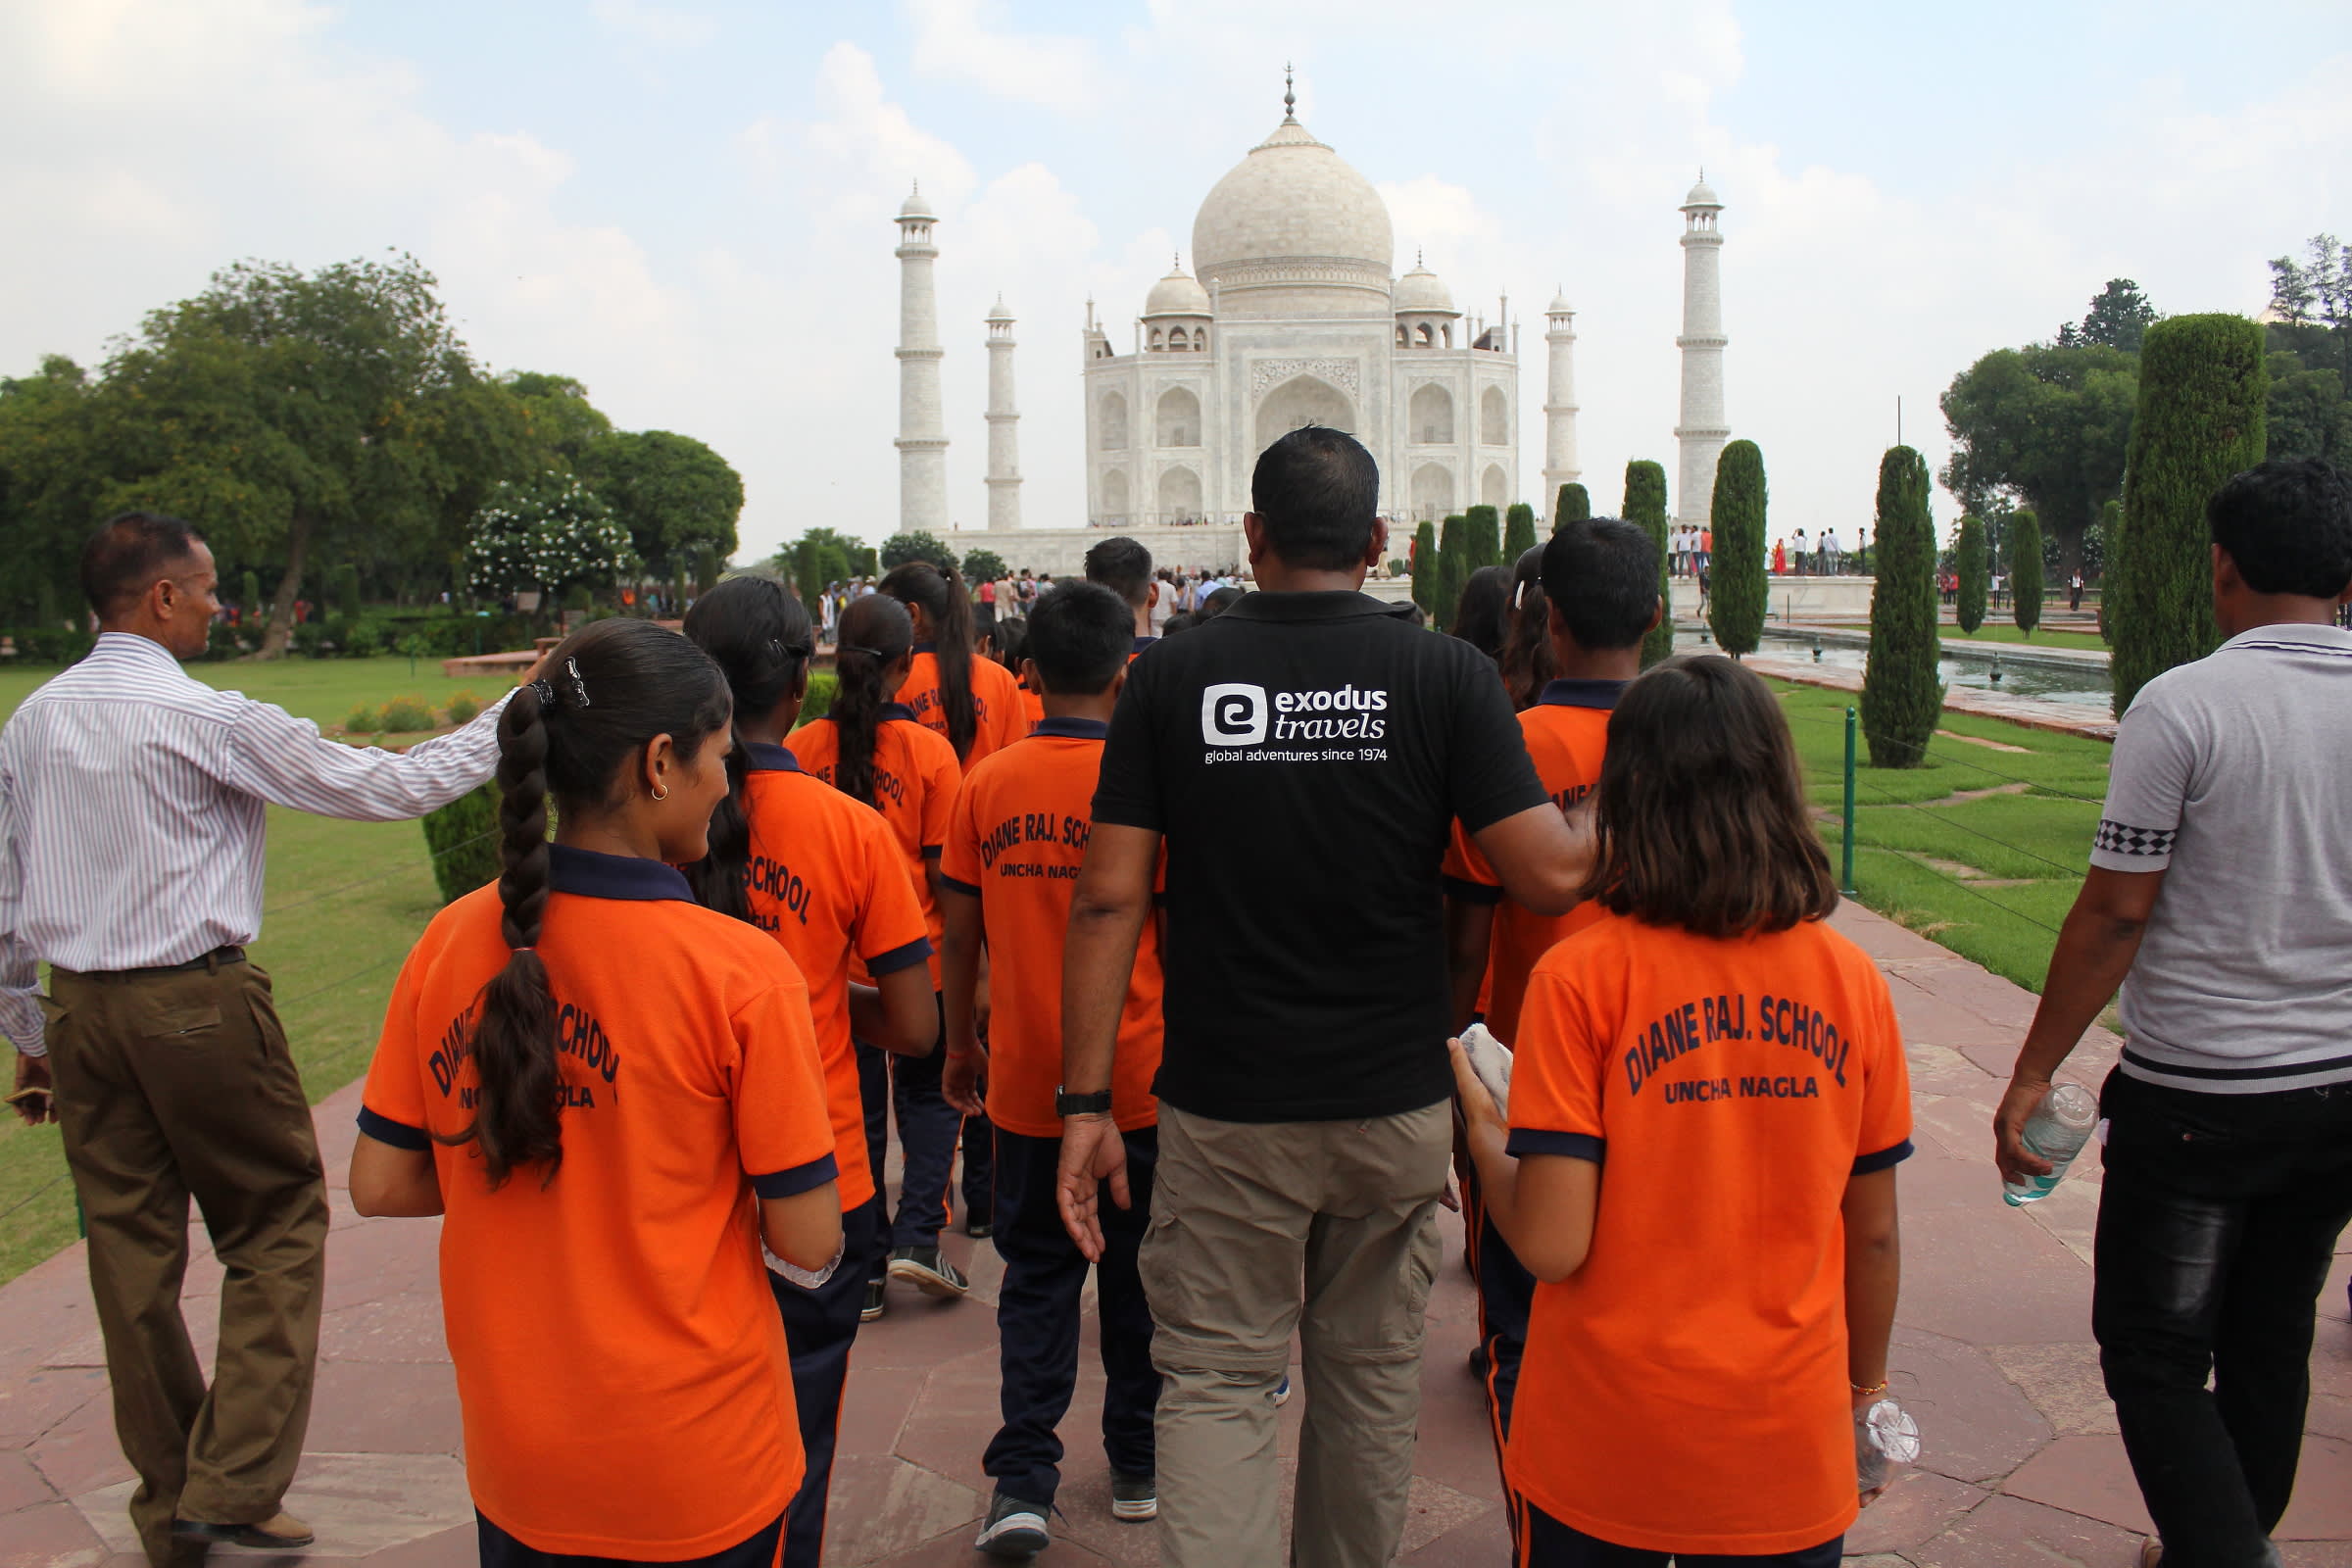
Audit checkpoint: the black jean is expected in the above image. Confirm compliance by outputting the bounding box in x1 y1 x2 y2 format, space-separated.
2092 1068 2352 1568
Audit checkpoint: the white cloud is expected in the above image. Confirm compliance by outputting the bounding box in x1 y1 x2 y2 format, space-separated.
906 0 1102 112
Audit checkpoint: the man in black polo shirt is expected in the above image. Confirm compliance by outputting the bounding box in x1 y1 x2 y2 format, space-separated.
1055 426 1591 1567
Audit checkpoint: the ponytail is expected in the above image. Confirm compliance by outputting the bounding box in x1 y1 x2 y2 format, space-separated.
1498 545 1553 710
681 576 813 924
879 560 979 760
830 594 914 809
449 683 564 1189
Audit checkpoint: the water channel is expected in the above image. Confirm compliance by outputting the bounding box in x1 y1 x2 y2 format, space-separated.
1746 632 2114 709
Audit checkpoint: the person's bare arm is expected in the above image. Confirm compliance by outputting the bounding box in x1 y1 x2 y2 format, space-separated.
1055 823 1157 1259
1994 865 2163 1182
848 967 939 1058
1444 896 1494 1035
1469 802 1594 917
940 888 987 1114
760 1186 845 1273
349 1137 445 1217
1840 1166 1900 1397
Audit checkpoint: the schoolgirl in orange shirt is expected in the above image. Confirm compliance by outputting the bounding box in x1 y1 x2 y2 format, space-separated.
1453 655 1911 1567
349 618 843 1567
683 578 941 1568
877 558 1027 766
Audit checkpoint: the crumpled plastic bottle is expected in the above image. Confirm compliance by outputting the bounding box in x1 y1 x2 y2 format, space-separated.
1856 1396 1922 1493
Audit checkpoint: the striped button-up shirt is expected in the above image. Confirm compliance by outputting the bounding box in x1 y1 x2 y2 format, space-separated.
0 633 512 1054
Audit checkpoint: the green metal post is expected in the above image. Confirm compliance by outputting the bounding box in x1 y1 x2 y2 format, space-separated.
1841 706 1859 895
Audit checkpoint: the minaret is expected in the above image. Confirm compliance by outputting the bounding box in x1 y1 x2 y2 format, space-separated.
893 183 949 533
1542 288 1582 509
1674 173 1729 526
984 298 1021 531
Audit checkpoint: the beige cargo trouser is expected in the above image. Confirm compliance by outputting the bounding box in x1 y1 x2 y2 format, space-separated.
1141 1100 1451 1568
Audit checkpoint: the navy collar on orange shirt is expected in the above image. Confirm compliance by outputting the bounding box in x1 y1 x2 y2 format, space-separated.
548 843 694 903
1539 677 1631 710
1032 716 1109 740
741 741 805 773
881 701 919 722
911 642 936 654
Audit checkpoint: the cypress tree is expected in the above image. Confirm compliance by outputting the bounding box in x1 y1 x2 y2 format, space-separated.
1465 505 1502 570
2109 313 2269 712
1705 440 1767 657
1859 446 1943 767
240 568 263 618
1410 519 1439 617
2010 509 2043 637
1553 482 1592 531
1436 513 1468 631
1955 516 1987 634
1622 461 1673 667
332 563 362 618
1503 502 1537 561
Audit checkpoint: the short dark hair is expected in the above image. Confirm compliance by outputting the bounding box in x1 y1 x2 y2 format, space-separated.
1450 565 1513 660
81 512 203 618
1250 426 1379 570
2207 458 2352 598
1543 518 1659 650
1581 656 1838 937
1200 585 1245 619
1084 536 1155 609
1161 611 1200 635
1026 580 1132 695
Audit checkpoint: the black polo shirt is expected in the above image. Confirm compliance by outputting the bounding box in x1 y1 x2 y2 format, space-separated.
1093 589 1545 1122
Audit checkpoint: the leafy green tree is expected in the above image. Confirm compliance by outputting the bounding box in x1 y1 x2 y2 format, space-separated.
2266 233 2350 396
466 471 640 599
2010 509 2043 637
1410 520 1439 616
331 562 362 617
0 355 98 622
1503 502 1537 561
1553 482 1591 529
1860 447 1943 767
1704 441 1766 657
961 547 1008 584
2056 279 2160 353
1939 341 2136 564
1435 514 1468 632
1621 461 1673 667
580 429 743 579
240 568 263 619
1464 505 1502 571
2109 315 2269 713
503 371 613 464
880 531 958 574
2264 351 2352 463
1955 516 1988 633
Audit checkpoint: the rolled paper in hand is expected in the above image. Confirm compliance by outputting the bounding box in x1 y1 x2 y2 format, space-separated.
1459 1022 1513 1117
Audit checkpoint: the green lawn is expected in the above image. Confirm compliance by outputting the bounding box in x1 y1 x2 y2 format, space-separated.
1772 681 2110 994
1941 622 2109 651
0 658 514 1282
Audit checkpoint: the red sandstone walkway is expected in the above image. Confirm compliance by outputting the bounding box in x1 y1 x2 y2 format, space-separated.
1 905 2346 1567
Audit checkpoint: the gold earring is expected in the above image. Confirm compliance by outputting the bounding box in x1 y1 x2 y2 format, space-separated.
651 784 670 802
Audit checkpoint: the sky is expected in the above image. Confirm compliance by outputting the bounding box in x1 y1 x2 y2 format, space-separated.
4 0 2347 563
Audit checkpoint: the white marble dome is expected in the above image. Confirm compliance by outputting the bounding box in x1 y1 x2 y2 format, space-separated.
1143 263 1211 318
1393 261 1456 317
1683 177 1721 210
1191 116 1395 317
900 184 936 220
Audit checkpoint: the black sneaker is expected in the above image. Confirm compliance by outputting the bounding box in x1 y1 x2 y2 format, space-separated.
973 1491 1050 1558
859 1280 887 1322
966 1218 996 1240
1109 1469 1156 1522
886 1246 970 1298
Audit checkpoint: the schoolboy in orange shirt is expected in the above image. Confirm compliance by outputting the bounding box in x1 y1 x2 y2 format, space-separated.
349 619 843 1567
788 594 976 1308
939 582 1166 1558
1440 519 1661 1514
1453 656 1909 1566
682 578 941 1568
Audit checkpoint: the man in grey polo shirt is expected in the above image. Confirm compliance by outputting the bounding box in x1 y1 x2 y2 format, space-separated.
1994 457 2352 1568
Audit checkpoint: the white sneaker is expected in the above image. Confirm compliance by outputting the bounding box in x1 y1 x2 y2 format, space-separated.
975 1492 1050 1559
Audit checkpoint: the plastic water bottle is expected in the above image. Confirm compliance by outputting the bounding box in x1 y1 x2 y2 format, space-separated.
2002 1083 2099 1206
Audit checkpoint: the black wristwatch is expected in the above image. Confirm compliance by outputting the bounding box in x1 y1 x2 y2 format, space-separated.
1055 1086 1114 1117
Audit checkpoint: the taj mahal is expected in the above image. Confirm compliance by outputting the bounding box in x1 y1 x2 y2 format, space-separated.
893 76 1729 576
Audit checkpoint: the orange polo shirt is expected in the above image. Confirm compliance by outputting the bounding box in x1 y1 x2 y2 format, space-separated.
358 846 838 1559
939 717 1164 1138
787 708 960 987
1503 910 1913 1556
898 647 1027 764
738 742 934 1211
1441 678 1623 1044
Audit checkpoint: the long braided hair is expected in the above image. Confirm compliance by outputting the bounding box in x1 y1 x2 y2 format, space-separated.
827 593 914 809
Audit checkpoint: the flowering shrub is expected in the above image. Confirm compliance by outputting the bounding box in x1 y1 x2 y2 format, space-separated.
466 471 639 597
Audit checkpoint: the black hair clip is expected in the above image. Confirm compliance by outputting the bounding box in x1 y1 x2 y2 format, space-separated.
565 657 591 709
531 678 558 709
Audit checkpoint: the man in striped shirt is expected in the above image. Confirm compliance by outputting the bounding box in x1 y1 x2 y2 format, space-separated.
1 513 517 1565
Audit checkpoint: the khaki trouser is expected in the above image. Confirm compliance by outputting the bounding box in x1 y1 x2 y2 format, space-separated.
1141 1101 1451 1568
43 956 328 1567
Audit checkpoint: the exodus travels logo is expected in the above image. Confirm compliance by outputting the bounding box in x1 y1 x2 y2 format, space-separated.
1200 681 1390 751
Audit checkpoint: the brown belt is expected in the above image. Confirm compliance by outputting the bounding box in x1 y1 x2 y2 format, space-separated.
74 946 248 983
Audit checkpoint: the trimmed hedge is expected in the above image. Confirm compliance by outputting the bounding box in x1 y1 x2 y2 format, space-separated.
1705 440 1767 658
421 784 503 905
1464 505 1502 572
1436 514 1468 632
2109 314 2269 713
1503 503 1537 561
1860 446 1943 767
1553 482 1592 530
1410 520 1439 617
1955 517 1988 634
2010 510 2044 637
1622 461 1673 667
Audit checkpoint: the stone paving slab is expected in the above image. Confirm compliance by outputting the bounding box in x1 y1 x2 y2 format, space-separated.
0 902 2343 1568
